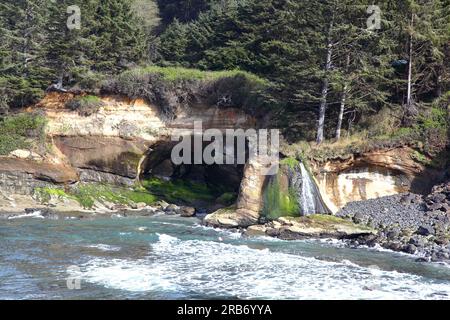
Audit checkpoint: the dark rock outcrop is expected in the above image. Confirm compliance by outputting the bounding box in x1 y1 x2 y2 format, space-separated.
337 181 450 262
424 181 450 214
54 136 149 179
0 158 78 195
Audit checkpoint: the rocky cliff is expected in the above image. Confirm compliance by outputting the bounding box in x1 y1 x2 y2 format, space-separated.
0 92 446 224
0 92 258 213
312 146 445 212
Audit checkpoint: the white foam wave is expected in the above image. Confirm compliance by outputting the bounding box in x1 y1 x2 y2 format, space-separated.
86 244 121 252
191 224 243 239
8 211 45 220
72 233 450 299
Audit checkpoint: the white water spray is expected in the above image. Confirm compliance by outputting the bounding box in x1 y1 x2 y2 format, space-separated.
300 163 317 215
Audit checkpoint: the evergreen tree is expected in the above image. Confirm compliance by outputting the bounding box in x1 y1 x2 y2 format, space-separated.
131 0 161 62
328 0 396 139
0 0 49 109
385 0 450 124
44 0 93 88
92 0 146 72
157 0 212 25
158 19 190 65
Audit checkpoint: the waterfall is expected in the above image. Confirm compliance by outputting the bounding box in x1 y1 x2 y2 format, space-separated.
262 160 331 218
299 163 317 215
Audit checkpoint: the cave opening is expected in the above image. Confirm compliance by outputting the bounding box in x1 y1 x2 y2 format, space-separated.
139 137 248 213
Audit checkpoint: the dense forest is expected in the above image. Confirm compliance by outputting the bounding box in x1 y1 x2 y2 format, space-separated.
0 0 449 147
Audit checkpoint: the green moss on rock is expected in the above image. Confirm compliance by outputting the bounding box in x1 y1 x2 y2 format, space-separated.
142 177 217 204
34 184 158 209
262 170 300 220
280 157 299 169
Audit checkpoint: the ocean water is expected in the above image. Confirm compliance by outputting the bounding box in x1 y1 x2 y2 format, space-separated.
1 214 450 300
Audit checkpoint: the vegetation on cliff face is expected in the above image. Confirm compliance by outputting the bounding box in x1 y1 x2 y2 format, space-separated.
0 113 47 155
101 66 270 119
34 184 158 209
142 177 227 205
33 176 239 210
262 169 300 220
65 95 105 117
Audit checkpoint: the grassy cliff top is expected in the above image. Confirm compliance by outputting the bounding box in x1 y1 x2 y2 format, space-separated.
101 66 272 119
133 66 269 85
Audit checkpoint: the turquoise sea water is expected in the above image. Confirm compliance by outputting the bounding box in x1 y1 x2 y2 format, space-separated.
1 214 450 300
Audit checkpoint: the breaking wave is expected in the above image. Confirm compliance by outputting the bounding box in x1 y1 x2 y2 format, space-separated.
72 233 450 299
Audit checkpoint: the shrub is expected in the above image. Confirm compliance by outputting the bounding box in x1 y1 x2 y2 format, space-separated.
65 95 104 116
0 113 47 155
34 187 72 204
418 106 448 131
75 71 106 90
280 157 299 169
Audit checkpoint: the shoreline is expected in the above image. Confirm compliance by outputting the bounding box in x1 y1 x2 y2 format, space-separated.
1 206 447 266
1 181 449 263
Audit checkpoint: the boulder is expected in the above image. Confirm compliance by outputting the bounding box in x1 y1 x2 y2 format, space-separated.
112 204 128 211
165 204 180 215
180 206 196 217
409 235 428 247
155 200 170 210
129 202 138 209
204 206 258 228
245 225 267 237
9 149 43 162
416 225 435 236
135 202 148 209
101 201 116 210
402 244 417 254
386 228 401 240
427 203 444 211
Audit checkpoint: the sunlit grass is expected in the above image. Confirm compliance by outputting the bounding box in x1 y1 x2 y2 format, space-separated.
137 65 269 85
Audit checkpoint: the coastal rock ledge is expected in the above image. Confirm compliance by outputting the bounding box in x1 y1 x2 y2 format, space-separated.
204 211 377 240
249 215 377 240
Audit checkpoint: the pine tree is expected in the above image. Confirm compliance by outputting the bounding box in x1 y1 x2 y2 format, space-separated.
44 0 93 88
157 0 212 25
92 0 146 72
329 0 396 140
0 0 49 109
131 0 161 62
158 19 190 65
385 0 450 124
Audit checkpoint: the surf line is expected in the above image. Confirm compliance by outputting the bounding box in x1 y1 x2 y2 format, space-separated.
177 304 211 318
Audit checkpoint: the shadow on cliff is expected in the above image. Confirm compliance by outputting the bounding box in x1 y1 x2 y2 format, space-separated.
410 146 450 195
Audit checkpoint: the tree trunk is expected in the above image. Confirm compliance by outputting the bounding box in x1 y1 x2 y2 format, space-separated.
316 19 334 144
436 74 442 97
336 54 350 140
316 78 329 144
406 13 414 109
335 86 347 140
